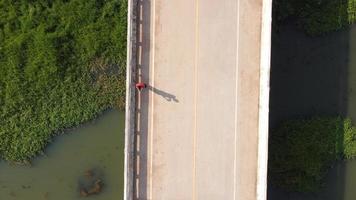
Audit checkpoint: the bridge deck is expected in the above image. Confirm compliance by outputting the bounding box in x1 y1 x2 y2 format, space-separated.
133 0 271 199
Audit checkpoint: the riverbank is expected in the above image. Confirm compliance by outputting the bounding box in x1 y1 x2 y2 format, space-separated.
0 110 125 200
268 160 356 200
269 117 356 192
268 18 356 198
273 0 356 35
0 0 127 162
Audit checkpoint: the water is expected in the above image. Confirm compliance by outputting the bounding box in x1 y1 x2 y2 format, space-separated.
268 160 356 200
269 23 356 199
0 110 124 200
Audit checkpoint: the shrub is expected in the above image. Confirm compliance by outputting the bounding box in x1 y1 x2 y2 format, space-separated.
268 117 356 192
0 0 127 162
273 0 356 35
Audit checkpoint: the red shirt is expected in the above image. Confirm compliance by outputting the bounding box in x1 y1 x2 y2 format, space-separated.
136 83 146 90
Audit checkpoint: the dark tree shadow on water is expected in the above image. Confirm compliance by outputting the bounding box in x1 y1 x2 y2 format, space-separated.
267 1 356 199
267 118 349 200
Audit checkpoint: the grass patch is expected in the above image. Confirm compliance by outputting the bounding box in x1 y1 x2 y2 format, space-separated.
268 117 356 192
0 0 127 163
273 0 356 35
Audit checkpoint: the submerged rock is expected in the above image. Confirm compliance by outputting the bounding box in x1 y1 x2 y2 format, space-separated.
80 179 103 197
80 189 89 197
79 169 104 197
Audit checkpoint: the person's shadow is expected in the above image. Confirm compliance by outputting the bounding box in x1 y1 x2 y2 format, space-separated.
147 85 179 103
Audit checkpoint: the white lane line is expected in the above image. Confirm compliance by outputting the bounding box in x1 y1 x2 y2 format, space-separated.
137 154 140 175
233 0 240 199
193 0 199 199
136 177 140 199
138 45 142 66
149 0 156 198
139 24 143 43
140 4 143 21
137 134 140 152
137 112 141 130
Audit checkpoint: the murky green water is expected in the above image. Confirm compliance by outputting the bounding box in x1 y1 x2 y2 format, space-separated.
0 110 124 200
269 160 356 200
269 23 356 199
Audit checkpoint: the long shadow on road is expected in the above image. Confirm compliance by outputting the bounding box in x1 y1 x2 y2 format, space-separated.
147 85 179 103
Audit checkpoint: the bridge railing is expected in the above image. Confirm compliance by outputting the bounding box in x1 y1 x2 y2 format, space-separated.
124 0 137 199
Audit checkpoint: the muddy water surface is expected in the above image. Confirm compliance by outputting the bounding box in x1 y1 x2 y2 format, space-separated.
0 110 124 200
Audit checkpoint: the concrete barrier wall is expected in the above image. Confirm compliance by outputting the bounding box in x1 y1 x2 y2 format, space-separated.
124 0 137 199
257 0 272 200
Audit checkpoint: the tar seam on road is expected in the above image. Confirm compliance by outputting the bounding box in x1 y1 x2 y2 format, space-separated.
233 0 240 199
192 0 199 199
149 0 156 198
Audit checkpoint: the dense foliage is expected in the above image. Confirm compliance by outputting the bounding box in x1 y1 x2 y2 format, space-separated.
269 117 356 192
273 0 356 35
0 0 127 162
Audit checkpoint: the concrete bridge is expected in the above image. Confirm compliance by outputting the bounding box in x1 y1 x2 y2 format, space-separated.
125 0 272 199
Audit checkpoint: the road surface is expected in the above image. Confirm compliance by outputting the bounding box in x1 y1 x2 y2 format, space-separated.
133 0 271 199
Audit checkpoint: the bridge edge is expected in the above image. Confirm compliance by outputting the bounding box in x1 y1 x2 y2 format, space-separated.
124 0 137 199
257 0 272 200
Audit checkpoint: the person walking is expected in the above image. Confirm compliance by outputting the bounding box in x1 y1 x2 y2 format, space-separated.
135 82 147 91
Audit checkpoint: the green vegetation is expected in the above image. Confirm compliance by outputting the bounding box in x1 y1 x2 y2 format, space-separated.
0 0 127 162
269 117 356 192
273 0 356 35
